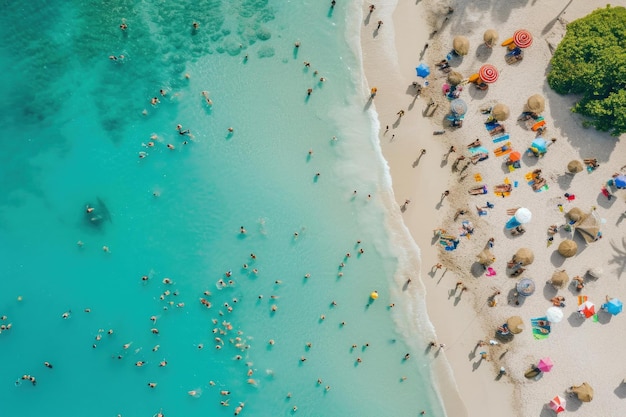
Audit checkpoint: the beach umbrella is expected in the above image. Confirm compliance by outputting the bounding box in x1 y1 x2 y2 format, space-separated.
483 29 499 47
506 315 524 334
566 207 585 223
450 99 468 115
558 239 577 258
516 278 535 296
587 266 604 279
531 138 547 153
572 382 594 402
447 71 464 86
546 306 564 323
513 247 534 265
537 357 554 373
549 395 566 413
492 103 510 121
513 29 533 48
515 208 532 225
603 298 623 315
578 300 595 318
477 248 496 265
478 64 499 83
574 210 601 244
452 36 470 55
548 270 569 289
526 94 545 113
615 175 626 188
567 160 584 174
416 62 430 78
509 151 521 162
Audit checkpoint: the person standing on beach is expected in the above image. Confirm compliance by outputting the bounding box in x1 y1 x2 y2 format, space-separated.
377 20 383 30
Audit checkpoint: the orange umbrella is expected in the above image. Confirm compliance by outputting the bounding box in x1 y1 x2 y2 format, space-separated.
509 151 521 162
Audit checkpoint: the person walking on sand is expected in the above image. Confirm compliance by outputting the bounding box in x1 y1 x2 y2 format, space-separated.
396 109 405 118
377 20 383 30
441 190 450 200
369 4 375 13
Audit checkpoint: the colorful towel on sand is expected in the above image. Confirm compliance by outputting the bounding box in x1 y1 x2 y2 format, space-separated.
493 134 510 143
531 317 551 340
494 142 512 157
474 173 483 182
470 146 489 155
577 295 588 306
528 180 549 192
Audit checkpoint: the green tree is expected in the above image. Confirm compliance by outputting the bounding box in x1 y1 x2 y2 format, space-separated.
547 5 626 136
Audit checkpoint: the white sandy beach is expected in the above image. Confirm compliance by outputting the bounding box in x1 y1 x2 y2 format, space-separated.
361 0 626 416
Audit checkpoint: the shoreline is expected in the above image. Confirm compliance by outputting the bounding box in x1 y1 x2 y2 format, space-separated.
361 0 626 416
359 0 515 416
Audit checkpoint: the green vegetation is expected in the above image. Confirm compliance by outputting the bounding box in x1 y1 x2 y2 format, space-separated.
547 5 626 136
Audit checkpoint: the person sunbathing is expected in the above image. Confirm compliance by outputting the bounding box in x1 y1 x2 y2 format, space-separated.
551 296 566 307
476 206 488 215
489 125 506 136
510 226 525 236
510 267 525 277
468 185 487 195
547 224 558 235
584 158 599 168
475 82 488 91
493 184 512 193
531 178 546 191
467 139 481 148
470 152 489 164
518 112 539 121
573 276 585 291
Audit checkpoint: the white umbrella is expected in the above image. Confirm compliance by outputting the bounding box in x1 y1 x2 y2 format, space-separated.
546 307 563 323
514 207 532 224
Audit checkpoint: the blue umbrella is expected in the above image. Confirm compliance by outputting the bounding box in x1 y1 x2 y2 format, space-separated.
615 175 626 189
603 298 623 315
516 278 535 296
450 99 468 115
416 62 430 78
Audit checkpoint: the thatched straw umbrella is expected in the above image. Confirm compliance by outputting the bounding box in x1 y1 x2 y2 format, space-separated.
453 36 470 55
483 29 499 47
572 382 594 402
492 103 510 121
513 248 534 266
526 94 545 113
548 270 569 289
558 240 578 258
506 316 524 334
567 160 584 174
477 249 496 266
447 71 464 86
566 207 585 223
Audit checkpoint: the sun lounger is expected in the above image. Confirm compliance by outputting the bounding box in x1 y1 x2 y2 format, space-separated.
494 142 512 157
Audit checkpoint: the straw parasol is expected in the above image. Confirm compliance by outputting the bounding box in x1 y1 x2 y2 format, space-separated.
453 36 470 55
492 103 510 121
513 248 534 265
477 248 496 266
526 94 545 113
506 316 524 334
548 270 569 289
566 207 585 223
483 29 498 47
574 210 601 244
558 240 578 258
567 160 584 174
572 382 594 402
447 71 464 86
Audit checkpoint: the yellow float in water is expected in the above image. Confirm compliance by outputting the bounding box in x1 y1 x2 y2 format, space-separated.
370 291 379 300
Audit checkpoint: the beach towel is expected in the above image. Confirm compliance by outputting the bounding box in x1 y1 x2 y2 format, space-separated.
577 295 588 306
492 134 510 143
528 179 549 192
524 172 534 181
474 173 483 182
485 122 499 131
531 317 551 340
470 146 489 155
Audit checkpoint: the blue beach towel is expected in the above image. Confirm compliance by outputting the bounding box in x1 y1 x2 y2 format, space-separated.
493 134 510 143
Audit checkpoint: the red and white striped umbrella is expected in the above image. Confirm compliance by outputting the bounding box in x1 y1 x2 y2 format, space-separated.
578 300 595 318
478 64 499 83
513 29 533 48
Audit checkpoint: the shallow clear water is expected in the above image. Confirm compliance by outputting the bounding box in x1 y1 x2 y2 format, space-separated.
0 1 446 416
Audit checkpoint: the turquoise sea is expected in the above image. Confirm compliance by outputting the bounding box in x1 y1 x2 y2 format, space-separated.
0 1 448 416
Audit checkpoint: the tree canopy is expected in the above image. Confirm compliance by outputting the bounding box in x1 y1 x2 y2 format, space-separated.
547 5 626 136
